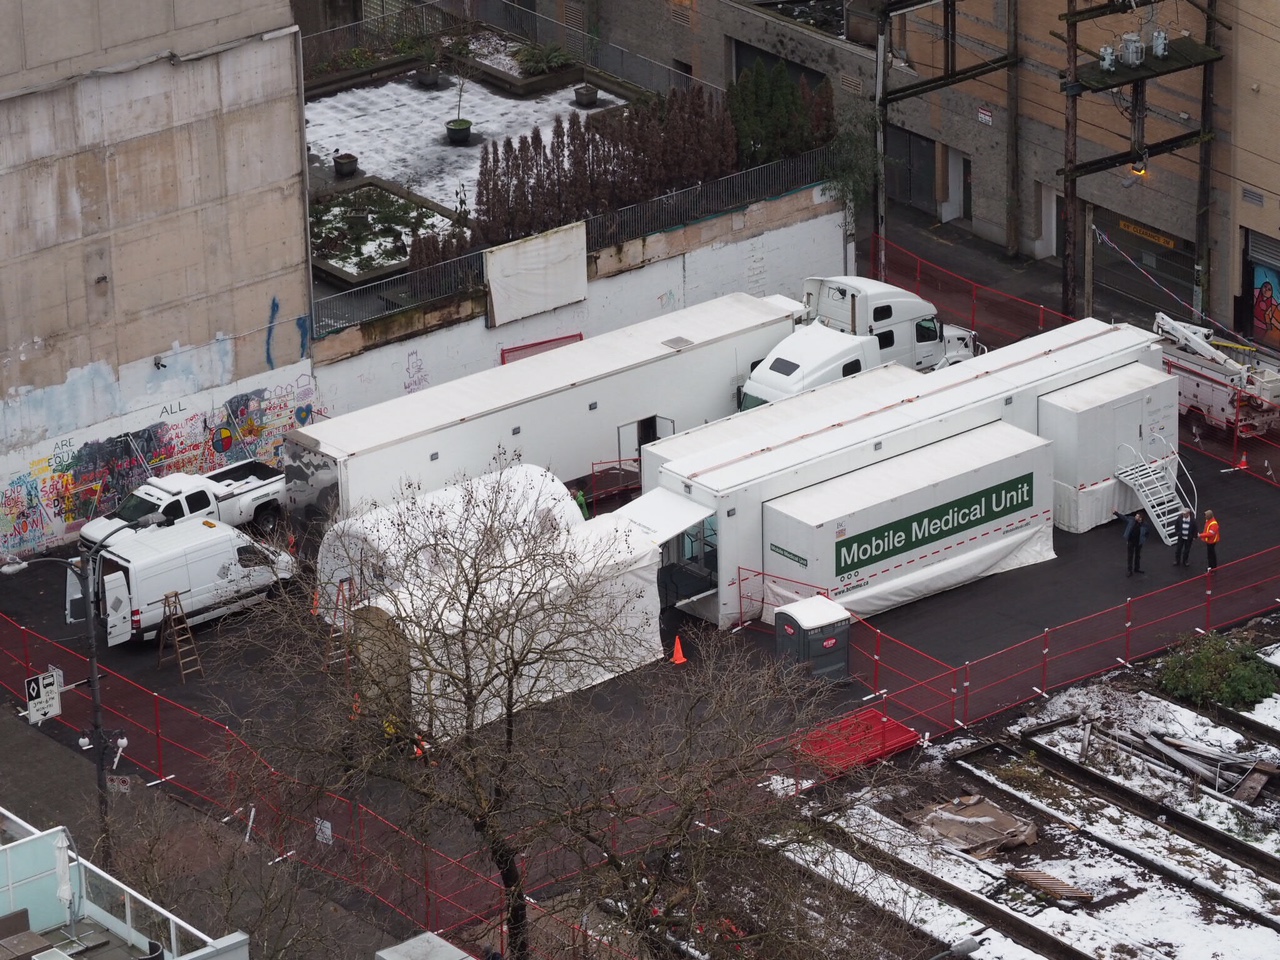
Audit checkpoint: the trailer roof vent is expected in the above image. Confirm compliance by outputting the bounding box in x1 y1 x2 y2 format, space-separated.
1005 395 1014 405
430 452 439 461
662 336 694 350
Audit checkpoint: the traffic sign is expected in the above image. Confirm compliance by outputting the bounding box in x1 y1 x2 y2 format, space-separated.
25 671 61 725
107 775 132 794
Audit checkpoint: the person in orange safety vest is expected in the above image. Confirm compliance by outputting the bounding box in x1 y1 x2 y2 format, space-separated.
1198 509 1220 570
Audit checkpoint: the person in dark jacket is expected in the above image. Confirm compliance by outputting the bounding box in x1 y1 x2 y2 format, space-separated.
1113 508 1150 577
1173 506 1195 567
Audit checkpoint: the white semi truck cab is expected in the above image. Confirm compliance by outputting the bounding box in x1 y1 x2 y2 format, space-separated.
739 276 978 409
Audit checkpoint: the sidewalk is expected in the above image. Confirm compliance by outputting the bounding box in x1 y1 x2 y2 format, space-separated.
860 201 1154 329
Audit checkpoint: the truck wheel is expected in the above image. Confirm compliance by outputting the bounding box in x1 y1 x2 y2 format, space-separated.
254 504 282 537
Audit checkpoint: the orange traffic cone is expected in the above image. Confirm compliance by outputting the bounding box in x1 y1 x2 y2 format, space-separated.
1238 450 1249 470
671 635 688 665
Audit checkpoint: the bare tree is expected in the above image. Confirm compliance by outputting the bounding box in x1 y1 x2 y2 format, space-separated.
210 462 935 960
106 789 391 960
217 462 659 960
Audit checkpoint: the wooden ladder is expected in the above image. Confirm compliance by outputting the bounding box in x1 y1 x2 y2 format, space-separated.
157 592 204 682
321 579 354 672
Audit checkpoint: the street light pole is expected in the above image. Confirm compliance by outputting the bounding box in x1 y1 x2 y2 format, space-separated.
3 512 164 869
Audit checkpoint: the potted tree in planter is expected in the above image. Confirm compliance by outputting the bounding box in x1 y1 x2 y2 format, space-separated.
574 82 598 108
445 35 474 145
412 37 440 88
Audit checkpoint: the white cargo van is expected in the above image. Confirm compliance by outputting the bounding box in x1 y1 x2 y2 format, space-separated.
68 520 296 645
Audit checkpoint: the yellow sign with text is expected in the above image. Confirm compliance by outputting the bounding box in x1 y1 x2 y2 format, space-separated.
1119 219 1176 250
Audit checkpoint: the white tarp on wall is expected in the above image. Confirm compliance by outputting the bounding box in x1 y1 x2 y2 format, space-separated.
485 221 588 326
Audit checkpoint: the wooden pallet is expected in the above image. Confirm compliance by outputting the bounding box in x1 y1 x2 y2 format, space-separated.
1006 868 1093 902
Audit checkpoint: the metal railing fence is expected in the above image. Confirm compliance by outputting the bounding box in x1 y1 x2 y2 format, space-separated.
301 3 451 79
311 148 832 339
312 251 485 340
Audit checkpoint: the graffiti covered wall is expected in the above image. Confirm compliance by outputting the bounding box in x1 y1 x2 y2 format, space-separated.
1253 264 1280 349
0 361 322 556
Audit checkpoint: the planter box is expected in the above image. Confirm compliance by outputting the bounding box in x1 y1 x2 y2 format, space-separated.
444 53 583 97
309 176 460 289
305 53 424 100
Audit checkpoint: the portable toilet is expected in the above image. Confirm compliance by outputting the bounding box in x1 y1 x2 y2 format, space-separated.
774 595 851 680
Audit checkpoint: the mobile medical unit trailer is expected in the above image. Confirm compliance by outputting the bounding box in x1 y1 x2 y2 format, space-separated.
622 319 1174 627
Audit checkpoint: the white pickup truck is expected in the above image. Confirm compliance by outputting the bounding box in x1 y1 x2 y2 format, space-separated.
79 460 286 551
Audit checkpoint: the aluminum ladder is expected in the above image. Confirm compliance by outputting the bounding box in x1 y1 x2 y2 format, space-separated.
156 592 204 683
1115 459 1182 546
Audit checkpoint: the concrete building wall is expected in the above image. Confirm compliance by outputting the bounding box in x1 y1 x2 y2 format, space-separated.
0 191 842 555
580 0 1234 320
314 192 844 415
1224 3 1279 322
0 1 309 457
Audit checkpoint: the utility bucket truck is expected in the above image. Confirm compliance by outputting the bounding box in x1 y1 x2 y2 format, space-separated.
739 277 978 409
1155 312 1280 438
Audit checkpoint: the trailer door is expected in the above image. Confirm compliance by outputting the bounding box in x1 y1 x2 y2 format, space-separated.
618 416 675 461
1114 398 1144 464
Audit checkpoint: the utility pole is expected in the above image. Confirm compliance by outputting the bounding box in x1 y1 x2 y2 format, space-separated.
874 11 889 282
1194 0 1219 319
1005 0 1020 259
1062 0 1078 318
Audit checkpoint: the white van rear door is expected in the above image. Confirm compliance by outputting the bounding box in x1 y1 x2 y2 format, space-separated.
103 572 133 646
65 569 85 624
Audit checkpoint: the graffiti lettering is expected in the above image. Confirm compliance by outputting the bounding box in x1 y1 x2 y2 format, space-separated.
1 371 328 555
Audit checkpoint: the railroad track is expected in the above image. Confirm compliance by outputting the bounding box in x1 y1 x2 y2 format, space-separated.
953 737 1280 936
1009 716 1280 884
806 795 1102 960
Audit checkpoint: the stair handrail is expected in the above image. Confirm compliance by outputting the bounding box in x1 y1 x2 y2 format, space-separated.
1150 432 1197 517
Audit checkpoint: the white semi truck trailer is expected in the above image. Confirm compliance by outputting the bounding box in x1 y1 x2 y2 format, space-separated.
283 292 804 524
618 319 1178 627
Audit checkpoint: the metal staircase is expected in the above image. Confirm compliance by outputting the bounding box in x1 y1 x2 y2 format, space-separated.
1115 459 1182 546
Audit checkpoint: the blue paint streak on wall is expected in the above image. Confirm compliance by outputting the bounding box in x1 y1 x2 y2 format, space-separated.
296 314 311 358
265 296 281 370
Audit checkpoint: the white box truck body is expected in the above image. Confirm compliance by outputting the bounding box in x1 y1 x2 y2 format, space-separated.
626 319 1170 627
761 422 1054 617
1039 364 1180 534
284 293 803 523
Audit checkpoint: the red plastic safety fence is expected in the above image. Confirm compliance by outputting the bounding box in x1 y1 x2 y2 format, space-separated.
749 541 1280 763
875 235 1076 350
4 539 1280 940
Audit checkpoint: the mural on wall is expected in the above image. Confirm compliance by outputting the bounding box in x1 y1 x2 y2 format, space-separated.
0 368 325 556
1253 264 1280 348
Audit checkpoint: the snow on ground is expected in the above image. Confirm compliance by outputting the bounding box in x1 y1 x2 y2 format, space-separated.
306 73 624 212
954 756 1280 922
831 802 1280 959
782 840 1041 960
1245 693 1280 730
1259 641 1280 670
1021 681 1280 858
